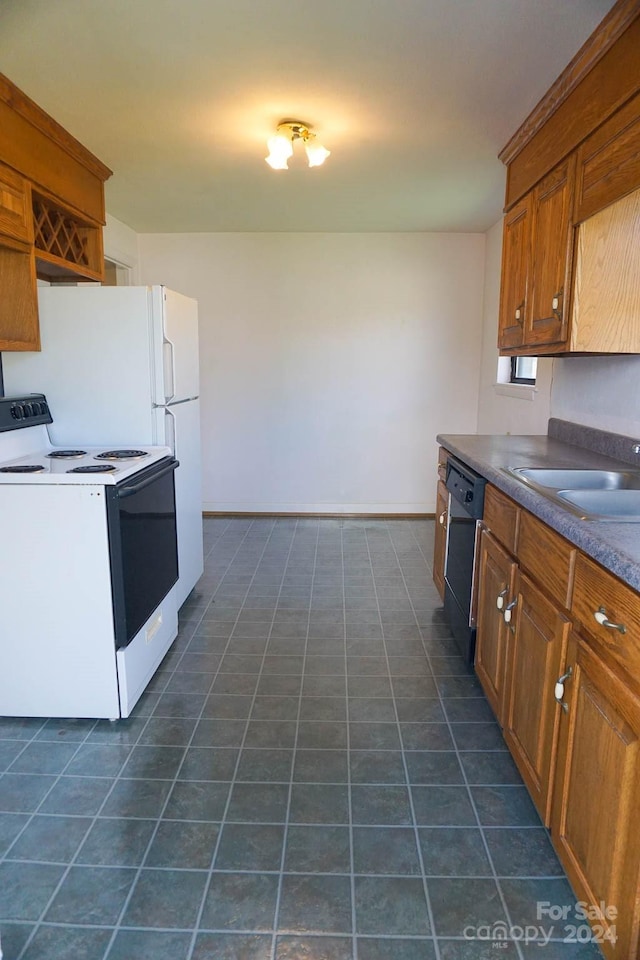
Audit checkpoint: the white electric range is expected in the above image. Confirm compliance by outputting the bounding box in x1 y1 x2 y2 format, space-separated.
0 393 180 719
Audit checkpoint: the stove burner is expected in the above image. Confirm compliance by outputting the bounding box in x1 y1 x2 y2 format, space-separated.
95 449 148 461
0 464 46 474
47 450 87 460
68 464 117 474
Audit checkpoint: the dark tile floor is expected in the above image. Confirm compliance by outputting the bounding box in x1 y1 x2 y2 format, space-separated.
0 518 604 960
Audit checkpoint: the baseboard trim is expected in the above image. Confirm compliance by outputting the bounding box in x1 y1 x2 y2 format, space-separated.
203 511 434 520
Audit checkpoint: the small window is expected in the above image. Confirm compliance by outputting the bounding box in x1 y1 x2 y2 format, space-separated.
510 356 537 385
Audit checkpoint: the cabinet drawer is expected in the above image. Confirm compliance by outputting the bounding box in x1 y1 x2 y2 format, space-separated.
0 162 31 243
574 90 640 223
516 511 576 609
572 553 640 691
483 485 519 554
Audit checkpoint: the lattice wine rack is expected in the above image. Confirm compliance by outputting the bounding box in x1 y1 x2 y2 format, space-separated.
32 195 93 269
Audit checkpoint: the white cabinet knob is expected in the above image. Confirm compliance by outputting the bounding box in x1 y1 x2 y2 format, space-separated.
554 667 572 713
496 588 508 610
503 598 517 623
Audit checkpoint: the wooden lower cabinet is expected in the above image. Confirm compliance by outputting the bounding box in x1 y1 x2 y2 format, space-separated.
552 633 640 960
474 529 516 724
433 478 448 600
472 480 640 956
503 571 571 825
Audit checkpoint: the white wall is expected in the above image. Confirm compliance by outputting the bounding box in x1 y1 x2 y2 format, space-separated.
138 233 485 513
550 356 640 436
103 214 140 281
476 220 553 435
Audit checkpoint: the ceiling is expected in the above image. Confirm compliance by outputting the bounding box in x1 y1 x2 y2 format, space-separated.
0 0 617 233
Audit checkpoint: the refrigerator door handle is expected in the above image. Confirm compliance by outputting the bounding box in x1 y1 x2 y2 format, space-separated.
163 336 176 403
164 407 176 456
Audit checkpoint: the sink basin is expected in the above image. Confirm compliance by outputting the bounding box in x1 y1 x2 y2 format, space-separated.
504 466 640 521
509 467 640 491
556 489 640 520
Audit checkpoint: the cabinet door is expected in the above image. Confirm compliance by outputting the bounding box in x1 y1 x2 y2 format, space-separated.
575 89 640 223
525 156 576 348
552 635 640 960
0 236 39 351
503 571 571 825
498 196 529 349
0 162 31 243
433 479 448 600
474 530 517 724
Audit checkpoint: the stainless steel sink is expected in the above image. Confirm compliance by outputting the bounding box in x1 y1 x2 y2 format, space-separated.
504 466 640 521
556 489 640 520
508 467 640 491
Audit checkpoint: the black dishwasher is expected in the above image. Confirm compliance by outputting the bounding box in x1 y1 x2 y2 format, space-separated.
443 456 486 664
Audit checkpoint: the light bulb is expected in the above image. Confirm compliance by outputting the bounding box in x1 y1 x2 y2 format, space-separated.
265 133 293 170
305 141 331 168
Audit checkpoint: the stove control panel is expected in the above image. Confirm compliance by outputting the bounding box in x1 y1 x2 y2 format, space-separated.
0 394 53 433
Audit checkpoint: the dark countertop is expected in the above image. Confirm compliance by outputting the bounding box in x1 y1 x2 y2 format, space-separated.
436 430 640 592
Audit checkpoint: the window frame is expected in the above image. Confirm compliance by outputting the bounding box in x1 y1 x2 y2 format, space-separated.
510 356 537 385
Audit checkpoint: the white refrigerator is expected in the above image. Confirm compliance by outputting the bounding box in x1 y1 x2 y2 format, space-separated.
3 285 203 608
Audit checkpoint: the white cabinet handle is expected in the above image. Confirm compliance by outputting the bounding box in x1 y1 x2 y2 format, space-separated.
594 606 626 634
503 598 517 623
438 511 447 526
496 587 508 610
554 667 573 713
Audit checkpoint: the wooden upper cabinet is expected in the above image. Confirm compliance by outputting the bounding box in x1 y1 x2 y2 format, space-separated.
526 156 575 348
575 88 640 223
497 1 640 358
499 157 576 353
0 74 111 226
0 237 39 351
569 186 640 354
498 197 530 349
0 74 112 350
0 162 32 244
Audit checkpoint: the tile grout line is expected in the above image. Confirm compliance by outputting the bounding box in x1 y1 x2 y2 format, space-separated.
269 519 320 960
6 722 104 960
391 519 528 960
364 520 441 959
182 518 300 960
98 516 270 960
342 521 359 960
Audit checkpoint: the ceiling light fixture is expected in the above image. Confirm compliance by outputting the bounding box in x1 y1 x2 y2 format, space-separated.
265 120 330 170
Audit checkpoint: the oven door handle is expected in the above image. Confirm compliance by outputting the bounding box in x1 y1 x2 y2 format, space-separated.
117 459 179 498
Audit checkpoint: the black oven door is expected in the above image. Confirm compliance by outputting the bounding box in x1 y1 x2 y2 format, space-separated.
107 457 179 649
